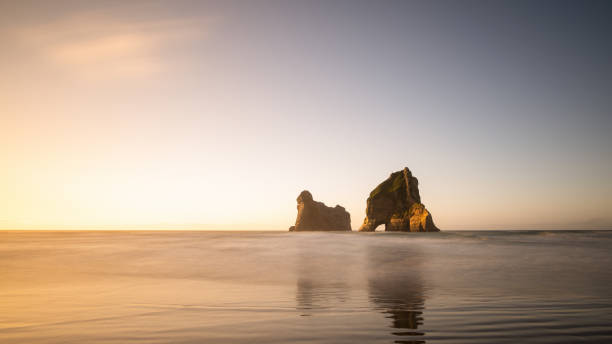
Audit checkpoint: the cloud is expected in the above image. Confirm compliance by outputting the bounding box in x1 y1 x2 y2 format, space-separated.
18 11 207 80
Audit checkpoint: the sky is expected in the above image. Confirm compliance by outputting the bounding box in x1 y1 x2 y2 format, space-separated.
1 0 611 230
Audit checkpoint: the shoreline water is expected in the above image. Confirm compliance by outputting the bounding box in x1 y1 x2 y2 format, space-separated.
2 230 611 343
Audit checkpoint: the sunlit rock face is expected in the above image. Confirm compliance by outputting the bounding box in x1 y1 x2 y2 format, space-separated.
290 190 352 231
359 168 439 232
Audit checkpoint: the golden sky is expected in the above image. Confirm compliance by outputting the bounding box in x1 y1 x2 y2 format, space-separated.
1 1 611 230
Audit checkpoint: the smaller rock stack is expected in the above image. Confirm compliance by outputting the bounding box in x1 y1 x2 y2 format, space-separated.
289 190 352 231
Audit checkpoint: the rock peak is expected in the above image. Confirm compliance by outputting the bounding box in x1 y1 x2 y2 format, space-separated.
297 190 313 203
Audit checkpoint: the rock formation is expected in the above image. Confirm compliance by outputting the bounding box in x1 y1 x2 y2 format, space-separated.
289 190 351 231
359 168 439 232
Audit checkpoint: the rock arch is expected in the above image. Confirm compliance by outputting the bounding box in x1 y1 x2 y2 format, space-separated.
359 168 439 232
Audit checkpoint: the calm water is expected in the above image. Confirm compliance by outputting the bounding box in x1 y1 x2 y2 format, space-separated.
1 230 611 343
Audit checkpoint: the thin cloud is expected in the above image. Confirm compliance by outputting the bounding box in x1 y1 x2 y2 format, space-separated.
18 11 209 80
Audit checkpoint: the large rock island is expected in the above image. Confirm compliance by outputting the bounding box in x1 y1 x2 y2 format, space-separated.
289 190 352 231
359 168 439 232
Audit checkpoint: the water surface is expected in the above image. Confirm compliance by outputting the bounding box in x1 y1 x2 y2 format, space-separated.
1 230 611 343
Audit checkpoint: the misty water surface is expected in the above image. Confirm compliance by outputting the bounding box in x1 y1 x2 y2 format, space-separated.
1 230 612 343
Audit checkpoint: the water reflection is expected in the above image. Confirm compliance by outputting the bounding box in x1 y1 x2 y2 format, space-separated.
294 244 349 316
367 244 426 343
294 239 427 342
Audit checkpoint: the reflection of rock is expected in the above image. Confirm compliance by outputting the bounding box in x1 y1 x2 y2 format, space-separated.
360 168 439 232
290 190 351 231
294 242 350 316
296 278 348 315
367 244 426 341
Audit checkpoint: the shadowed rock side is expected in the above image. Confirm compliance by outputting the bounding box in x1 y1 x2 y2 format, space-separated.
289 190 351 231
359 168 439 232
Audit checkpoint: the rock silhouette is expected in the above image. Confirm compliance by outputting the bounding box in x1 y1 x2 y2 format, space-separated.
359 168 439 232
289 190 351 231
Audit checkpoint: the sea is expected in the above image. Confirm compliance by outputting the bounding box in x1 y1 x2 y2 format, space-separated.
1 230 611 343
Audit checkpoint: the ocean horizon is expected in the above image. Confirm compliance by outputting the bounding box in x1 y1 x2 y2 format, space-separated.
3 1 612 343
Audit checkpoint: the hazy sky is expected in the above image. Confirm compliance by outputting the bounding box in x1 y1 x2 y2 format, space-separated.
1 0 611 230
